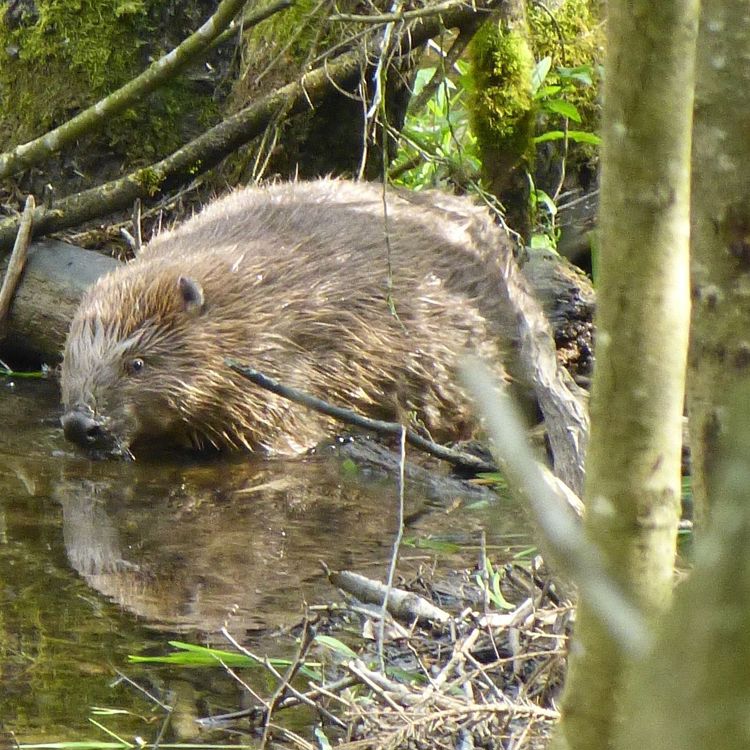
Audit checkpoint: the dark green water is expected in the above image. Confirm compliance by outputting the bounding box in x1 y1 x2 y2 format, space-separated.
0 379 534 745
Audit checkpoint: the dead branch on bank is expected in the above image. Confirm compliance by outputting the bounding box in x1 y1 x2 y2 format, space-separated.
0 0 502 252
0 196 34 334
325 566 451 624
194 563 570 750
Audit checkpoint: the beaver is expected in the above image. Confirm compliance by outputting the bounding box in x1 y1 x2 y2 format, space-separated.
60 179 522 459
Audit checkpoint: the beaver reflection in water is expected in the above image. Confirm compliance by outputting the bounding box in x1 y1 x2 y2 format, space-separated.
60 179 520 459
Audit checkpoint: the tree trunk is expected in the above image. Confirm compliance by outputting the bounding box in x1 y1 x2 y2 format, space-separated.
616 387 750 750
686 2 750 527
555 1 697 748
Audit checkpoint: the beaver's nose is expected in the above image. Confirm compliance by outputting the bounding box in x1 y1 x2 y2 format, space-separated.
61 407 105 447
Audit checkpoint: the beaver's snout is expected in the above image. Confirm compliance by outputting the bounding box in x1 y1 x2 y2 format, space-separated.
61 405 102 444
61 406 126 458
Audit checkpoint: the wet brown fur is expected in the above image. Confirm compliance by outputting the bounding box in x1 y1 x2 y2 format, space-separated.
60 179 518 456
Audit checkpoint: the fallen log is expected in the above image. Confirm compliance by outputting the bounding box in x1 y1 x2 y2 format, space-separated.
0 239 118 363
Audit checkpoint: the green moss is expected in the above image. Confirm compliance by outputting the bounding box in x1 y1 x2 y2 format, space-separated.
529 0 603 70
133 166 164 195
233 0 355 106
0 0 219 163
246 0 330 64
468 21 536 169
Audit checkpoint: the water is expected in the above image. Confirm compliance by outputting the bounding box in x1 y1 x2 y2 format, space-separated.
0 378 535 743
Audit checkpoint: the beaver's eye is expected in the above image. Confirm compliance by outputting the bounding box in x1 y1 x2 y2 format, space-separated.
126 357 145 375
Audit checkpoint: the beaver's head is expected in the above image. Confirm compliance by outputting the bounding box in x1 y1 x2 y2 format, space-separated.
60 265 207 459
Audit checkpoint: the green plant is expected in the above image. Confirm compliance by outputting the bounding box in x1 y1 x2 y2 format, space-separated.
528 174 560 250
531 56 602 147
393 47 602 252
391 61 481 190
475 557 515 611
529 57 601 250
129 640 321 679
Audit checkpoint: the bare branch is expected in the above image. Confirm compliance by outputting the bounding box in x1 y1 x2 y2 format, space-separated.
330 0 476 23
227 360 498 474
0 196 35 333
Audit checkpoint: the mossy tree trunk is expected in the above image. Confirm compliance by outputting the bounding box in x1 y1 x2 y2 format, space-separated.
469 1 535 241
0 0 224 194
686 3 750 527
554 1 698 749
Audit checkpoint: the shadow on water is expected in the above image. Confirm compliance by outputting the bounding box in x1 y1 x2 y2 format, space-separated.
0 378 535 743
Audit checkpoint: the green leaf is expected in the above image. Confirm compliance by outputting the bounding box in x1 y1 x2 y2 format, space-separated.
534 189 558 216
0 369 46 378
340 458 359 475
531 233 557 251
315 635 358 659
386 665 428 683
512 545 538 560
544 99 582 122
128 641 259 667
128 641 319 679
464 499 491 511
558 65 594 85
415 537 463 553
532 56 553 95
535 84 561 99
412 67 436 97
490 573 515 611
533 130 602 145
566 130 602 144
314 727 333 750
533 130 565 144
476 471 506 484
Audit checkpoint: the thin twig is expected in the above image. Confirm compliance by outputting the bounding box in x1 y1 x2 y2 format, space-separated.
347 660 409 713
111 670 173 712
378 425 407 671
260 617 317 748
0 196 34 332
408 23 483 114
330 0 482 23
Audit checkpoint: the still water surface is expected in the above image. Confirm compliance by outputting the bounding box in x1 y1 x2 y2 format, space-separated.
0 379 534 744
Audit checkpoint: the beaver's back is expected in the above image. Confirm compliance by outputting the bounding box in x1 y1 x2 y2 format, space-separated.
146 181 516 324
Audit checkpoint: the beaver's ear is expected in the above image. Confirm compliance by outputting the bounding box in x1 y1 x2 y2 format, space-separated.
178 276 205 316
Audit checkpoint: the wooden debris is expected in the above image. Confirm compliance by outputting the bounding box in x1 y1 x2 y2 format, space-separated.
200 560 570 750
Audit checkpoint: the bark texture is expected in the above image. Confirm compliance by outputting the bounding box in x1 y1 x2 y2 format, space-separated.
687 2 750 526
0 240 118 362
618 388 750 749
